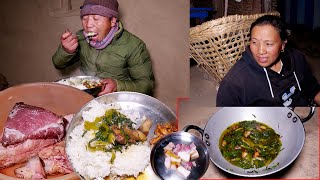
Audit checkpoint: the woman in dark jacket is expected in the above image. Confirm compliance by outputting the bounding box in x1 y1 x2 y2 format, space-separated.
217 15 320 106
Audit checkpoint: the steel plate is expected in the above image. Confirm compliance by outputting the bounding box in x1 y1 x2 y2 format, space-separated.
66 91 177 179
55 76 102 97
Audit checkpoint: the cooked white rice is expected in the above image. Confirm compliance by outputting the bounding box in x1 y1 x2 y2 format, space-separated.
112 143 151 177
66 100 150 180
56 77 100 90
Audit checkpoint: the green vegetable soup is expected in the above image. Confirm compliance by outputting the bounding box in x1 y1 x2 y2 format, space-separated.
219 120 282 169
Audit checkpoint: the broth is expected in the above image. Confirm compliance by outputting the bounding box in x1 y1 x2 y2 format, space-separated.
219 120 282 169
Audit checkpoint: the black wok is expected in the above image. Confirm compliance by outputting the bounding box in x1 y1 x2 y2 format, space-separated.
184 107 315 177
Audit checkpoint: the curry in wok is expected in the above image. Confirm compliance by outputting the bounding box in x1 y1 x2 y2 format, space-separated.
219 120 282 169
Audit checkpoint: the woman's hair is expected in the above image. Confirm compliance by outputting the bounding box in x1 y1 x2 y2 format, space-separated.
250 15 291 41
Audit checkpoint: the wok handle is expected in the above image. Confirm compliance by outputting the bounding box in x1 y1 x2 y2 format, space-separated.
182 125 204 138
290 106 316 123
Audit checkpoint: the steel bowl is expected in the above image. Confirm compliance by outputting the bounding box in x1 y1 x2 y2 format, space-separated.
150 131 210 180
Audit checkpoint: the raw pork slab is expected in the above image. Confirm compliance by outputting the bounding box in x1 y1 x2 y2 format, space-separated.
38 141 73 175
1 102 67 146
14 156 46 179
0 139 58 169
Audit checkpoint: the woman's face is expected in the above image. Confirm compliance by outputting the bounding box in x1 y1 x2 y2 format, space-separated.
249 24 286 68
81 15 116 41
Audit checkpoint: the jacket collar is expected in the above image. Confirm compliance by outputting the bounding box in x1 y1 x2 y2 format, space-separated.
110 20 124 44
242 46 265 73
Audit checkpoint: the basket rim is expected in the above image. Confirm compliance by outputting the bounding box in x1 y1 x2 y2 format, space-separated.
190 11 280 37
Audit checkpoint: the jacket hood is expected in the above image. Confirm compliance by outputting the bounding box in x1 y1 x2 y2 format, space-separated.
241 46 301 104
241 47 267 74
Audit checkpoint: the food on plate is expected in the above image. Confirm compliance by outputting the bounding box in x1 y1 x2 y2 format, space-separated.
138 118 153 135
150 123 177 145
163 142 199 179
219 120 282 169
66 100 153 179
56 76 102 90
14 156 46 179
82 79 101 89
83 109 151 149
0 102 73 178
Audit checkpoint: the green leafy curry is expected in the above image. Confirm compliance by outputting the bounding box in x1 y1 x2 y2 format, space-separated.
82 109 150 163
219 120 282 169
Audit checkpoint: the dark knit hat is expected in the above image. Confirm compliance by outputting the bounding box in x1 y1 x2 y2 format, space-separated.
80 0 119 19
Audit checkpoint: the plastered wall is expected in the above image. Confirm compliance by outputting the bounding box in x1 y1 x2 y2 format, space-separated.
0 0 189 110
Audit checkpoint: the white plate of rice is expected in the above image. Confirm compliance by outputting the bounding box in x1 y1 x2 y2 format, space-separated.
66 92 176 180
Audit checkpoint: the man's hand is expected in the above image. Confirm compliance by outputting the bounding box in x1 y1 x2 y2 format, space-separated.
98 78 117 96
61 29 78 54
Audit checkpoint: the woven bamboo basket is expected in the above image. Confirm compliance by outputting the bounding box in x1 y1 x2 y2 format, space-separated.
189 11 280 84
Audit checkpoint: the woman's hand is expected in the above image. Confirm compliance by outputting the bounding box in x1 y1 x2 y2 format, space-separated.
61 29 78 54
98 78 117 96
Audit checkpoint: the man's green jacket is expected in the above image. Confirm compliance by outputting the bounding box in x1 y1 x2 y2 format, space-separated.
52 22 154 95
